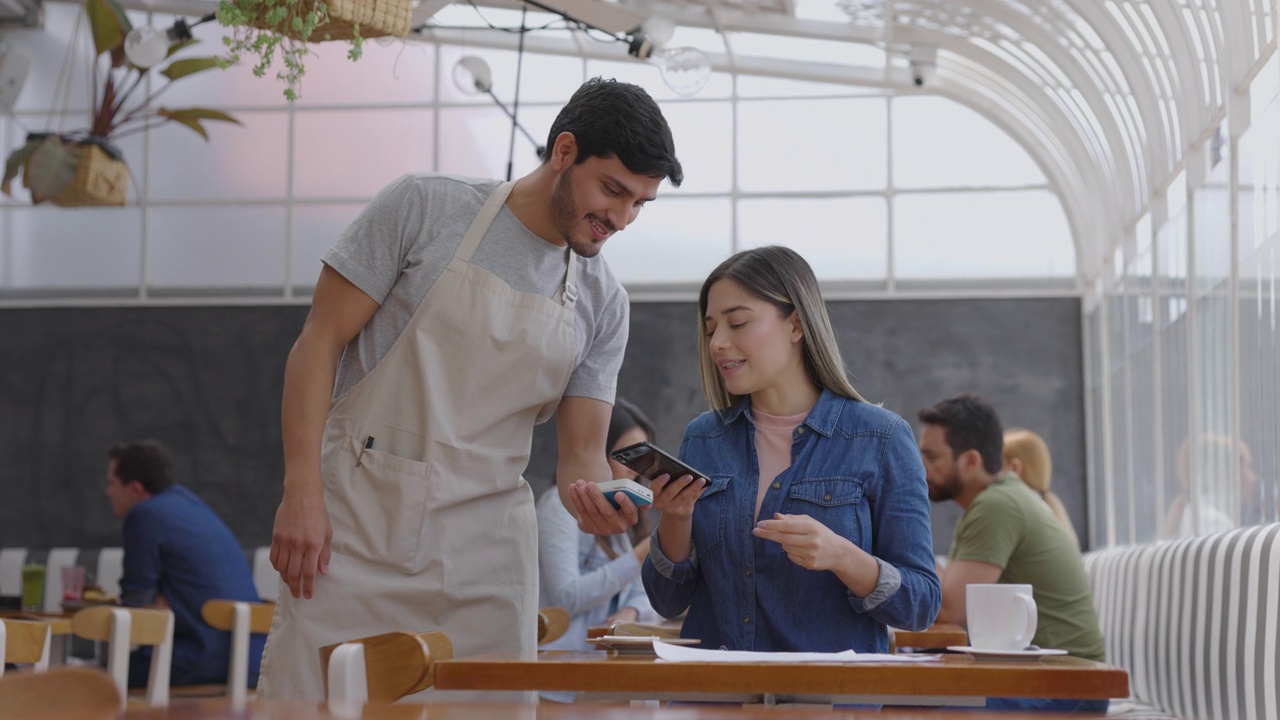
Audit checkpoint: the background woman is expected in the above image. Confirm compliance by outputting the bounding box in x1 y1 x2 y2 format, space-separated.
536 398 660 664
1002 428 1079 547
642 245 939 653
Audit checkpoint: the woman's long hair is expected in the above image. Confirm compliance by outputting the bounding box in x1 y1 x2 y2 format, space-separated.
1003 428 1078 547
696 245 864 411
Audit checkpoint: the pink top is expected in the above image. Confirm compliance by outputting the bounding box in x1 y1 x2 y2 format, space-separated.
752 407 810 520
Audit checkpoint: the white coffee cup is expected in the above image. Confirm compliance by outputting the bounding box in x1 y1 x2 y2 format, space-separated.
966 583 1037 651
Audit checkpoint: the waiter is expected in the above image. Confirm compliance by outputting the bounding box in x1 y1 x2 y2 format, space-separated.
257 78 683 700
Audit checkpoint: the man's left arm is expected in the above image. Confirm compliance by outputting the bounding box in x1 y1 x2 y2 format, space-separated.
119 513 163 608
556 395 637 535
936 559 1003 625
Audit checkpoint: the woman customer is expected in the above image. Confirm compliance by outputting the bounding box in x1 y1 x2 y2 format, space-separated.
536 399 660 664
1002 428 1079 547
642 246 940 653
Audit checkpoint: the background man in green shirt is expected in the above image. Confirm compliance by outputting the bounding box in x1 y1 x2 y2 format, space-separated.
918 394 1106 713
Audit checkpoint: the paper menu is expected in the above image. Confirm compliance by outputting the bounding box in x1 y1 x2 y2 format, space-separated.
651 640 940 663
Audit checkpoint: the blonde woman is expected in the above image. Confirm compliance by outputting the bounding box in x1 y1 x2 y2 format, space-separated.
1002 429 1079 547
642 245 940 654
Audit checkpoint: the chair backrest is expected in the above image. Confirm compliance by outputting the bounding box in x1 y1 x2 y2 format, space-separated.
0 548 26 597
200 599 275 709
251 547 279 602
71 605 175 710
41 548 78 612
0 618 53 675
0 666 120 720
94 548 124 600
537 606 569 645
318 630 453 715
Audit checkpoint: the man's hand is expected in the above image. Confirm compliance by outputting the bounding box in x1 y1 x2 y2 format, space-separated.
650 473 705 519
752 513 850 572
270 482 332 600
569 479 638 535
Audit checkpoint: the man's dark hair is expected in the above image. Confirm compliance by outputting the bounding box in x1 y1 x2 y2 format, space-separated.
917 394 1004 474
108 440 175 495
541 78 683 187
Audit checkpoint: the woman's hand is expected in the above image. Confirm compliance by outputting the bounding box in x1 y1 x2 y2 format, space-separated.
650 473 707 520
752 513 852 572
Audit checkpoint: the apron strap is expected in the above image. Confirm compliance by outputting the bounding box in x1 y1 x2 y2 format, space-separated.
456 181 516 263
562 249 577 309
459 180 577 310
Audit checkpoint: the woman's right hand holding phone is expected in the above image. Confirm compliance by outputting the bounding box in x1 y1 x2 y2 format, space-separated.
651 473 707 562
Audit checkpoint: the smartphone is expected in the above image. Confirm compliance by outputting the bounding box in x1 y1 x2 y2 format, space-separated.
610 441 708 484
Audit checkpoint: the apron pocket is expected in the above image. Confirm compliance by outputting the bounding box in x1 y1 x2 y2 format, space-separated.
328 436 432 575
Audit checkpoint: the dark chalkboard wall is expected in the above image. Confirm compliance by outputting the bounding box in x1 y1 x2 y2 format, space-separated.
0 297 1087 554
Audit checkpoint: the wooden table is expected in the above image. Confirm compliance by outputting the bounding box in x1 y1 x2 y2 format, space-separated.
433 651 1128 706
120 698 1109 719
0 610 73 635
890 622 968 651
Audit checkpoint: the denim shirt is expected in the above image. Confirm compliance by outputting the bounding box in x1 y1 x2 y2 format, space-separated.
643 390 940 653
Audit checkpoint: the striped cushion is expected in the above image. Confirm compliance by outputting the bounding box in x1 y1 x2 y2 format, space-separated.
1084 523 1280 720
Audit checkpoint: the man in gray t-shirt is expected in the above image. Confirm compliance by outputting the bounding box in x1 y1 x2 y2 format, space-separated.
258 79 683 700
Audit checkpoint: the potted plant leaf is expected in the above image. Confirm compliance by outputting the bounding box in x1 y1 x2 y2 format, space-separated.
216 0 414 100
2 0 240 206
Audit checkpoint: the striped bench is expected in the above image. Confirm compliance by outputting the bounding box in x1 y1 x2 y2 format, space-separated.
1083 523 1280 720
0 546 279 612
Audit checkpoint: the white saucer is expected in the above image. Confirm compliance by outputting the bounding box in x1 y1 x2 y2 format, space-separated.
948 645 1068 661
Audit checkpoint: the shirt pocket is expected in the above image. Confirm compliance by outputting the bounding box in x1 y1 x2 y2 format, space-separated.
692 475 733 559
786 476 866 542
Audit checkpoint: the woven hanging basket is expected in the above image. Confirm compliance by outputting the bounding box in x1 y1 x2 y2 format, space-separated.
43 142 129 207
250 0 413 41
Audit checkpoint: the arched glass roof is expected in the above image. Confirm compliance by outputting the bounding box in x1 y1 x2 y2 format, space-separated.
415 0 1277 281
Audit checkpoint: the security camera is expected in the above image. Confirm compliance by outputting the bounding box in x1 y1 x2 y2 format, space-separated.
909 59 935 87
907 45 937 88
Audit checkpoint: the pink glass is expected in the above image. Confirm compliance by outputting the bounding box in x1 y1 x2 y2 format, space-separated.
61 565 86 602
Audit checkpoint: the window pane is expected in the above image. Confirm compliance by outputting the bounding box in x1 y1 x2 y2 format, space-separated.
293 110 435 198
1 207 142 289
893 191 1074 278
893 96 1046 189
149 13 293 108
294 39 436 106
147 206 286 289
147 112 289 202
738 197 886 280
658 102 732 194
585 60 733 102
437 105 558 180
291 203 366 288
603 197 731 284
736 75 882 98
737 98 887 192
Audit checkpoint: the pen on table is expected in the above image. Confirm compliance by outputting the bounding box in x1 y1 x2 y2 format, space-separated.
357 435 374 466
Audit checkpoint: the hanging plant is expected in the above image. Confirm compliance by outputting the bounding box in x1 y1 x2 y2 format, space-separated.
1 0 240 206
216 0 414 100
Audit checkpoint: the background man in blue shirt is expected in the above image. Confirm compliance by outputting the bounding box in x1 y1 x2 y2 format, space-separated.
105 440 265 688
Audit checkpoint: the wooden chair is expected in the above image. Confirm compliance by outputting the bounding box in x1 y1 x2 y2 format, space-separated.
71 605 174 710
199 599 274 709
0 666 120 720
0 618 53 675
537 606 570 645
318 631 452 716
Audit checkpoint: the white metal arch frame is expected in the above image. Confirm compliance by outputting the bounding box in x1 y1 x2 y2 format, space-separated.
420 0 1277 279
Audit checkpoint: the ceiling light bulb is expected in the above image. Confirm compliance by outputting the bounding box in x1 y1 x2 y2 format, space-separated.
651 46 711 96
641 16 675 46
452 55 493 95
124 25 170 69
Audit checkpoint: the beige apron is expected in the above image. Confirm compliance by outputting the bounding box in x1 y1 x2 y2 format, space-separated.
258 181 577 701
